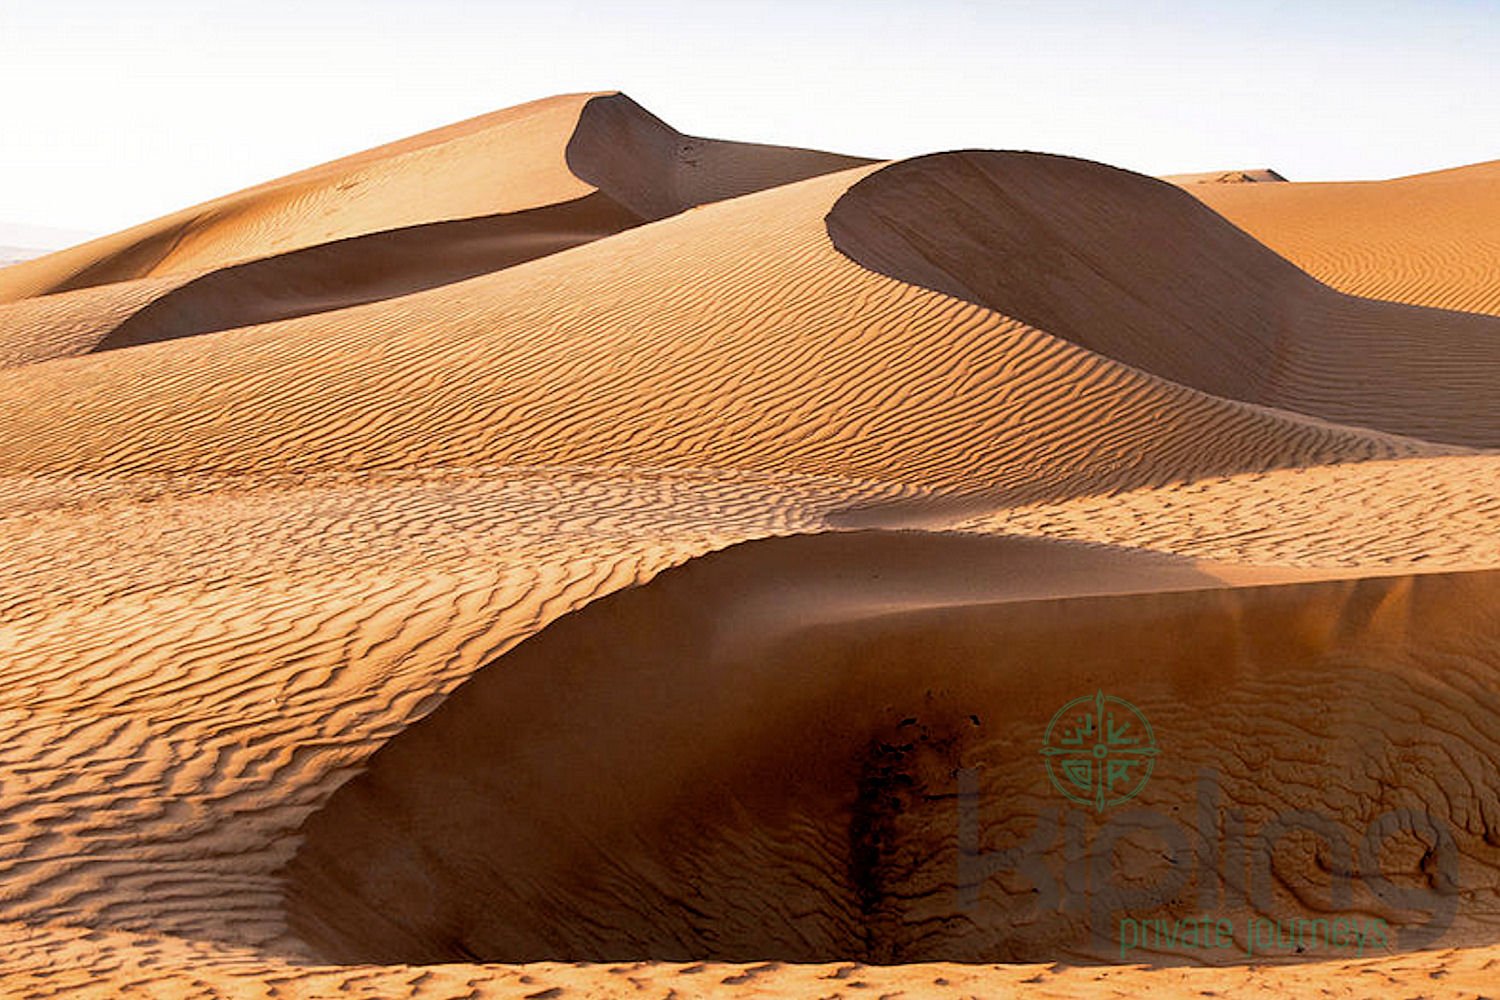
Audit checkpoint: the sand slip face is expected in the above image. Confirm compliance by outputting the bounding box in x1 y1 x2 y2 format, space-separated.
282 533 1498 966
0 93 1497 997
826 151 1500 448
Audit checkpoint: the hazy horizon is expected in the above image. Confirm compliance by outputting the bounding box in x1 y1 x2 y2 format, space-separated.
2 0 1497 236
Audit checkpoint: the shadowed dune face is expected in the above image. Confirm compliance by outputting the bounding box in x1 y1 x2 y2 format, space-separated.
565 92 874 218
283 533 1500 966
829 152 1308 404
91 193 645 352
827 151 1500 448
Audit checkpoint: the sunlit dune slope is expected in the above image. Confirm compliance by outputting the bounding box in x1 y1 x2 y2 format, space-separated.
1189 160 1500 316
0 93 604 303
941 454 1500 569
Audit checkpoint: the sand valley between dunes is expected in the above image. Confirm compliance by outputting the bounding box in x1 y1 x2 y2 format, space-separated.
0 92 1496 998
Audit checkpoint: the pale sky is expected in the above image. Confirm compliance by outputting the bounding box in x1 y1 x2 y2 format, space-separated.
2 0 1497 238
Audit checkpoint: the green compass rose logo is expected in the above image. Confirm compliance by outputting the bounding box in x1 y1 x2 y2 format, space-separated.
1040 691 1158 812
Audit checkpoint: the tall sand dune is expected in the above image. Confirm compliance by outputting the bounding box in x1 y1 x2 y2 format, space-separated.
0 154 1464 501
0 92 1496 998
827 151 1500 447
0 92 869 365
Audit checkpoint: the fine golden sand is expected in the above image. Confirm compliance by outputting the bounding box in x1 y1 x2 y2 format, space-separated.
0 93 1495 997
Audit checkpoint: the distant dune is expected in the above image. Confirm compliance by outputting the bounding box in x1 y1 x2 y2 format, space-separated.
0 223 94 269
1187 160 1500 315
1162 167 1288 185
0 93 1495 999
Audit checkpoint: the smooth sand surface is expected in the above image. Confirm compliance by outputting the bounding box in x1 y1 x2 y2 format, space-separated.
0 94 1495 997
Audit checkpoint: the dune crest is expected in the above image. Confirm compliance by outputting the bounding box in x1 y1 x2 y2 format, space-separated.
827 151 1500 447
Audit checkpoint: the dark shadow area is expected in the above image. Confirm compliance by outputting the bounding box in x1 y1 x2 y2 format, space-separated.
95 192 644 352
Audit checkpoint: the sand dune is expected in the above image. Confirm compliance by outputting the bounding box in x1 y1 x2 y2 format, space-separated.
0 154 1456 500
1189 160 1500 316
828 151 1500 447
1162 168 1287 185
0 94 605 302
0 92 1496 998
284 531 1497 965
0 92 868 364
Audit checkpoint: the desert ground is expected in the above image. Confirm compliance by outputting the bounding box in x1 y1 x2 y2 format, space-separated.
0 92 1496 997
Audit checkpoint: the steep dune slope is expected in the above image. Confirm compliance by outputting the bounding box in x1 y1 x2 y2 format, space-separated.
827 151 1500 447
0 92 869 364
1189 160 1500 316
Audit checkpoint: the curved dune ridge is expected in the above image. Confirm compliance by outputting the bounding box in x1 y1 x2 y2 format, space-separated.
0 153 1461 499
826 151 1500 448
0 91 1497 998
